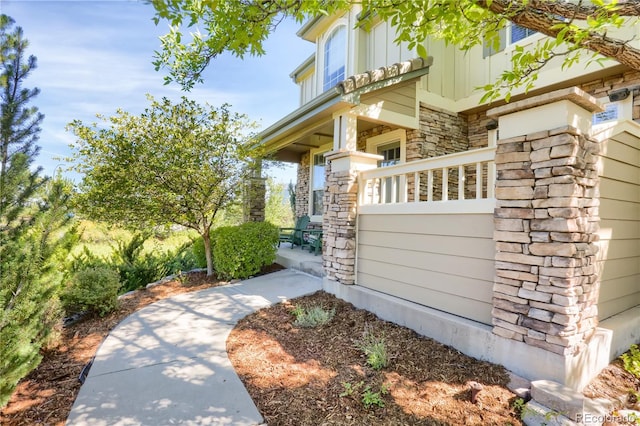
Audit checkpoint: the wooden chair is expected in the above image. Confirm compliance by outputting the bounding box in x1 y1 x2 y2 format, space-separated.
278 215 310 248
303 229 323 255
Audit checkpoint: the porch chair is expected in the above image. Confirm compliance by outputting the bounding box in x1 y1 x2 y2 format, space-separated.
303 229 322 256
278 215 310 248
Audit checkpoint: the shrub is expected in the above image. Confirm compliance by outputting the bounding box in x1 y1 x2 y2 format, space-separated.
292 304 336 328
191 237 208 268
212 221 279 279
117 257 169 293
163 241 200 274
69 246 109 273
356 325 390 370
62 266 121 316
621 344 640 379
110 233 170 293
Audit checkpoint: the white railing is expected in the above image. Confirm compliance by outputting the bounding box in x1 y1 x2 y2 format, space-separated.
358 147 496 214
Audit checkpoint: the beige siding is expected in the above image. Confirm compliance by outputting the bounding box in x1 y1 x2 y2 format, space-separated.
357 213 494 324
361 85 416 117
366 21 412 71
597 134 640 320
300 73 317 106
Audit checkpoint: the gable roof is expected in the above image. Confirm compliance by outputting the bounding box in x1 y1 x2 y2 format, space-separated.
260 57 433 159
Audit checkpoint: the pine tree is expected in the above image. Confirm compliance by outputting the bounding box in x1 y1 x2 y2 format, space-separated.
0 15 75 408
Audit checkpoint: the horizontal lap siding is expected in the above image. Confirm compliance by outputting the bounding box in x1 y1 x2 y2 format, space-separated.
357 213 494 324
597 135 640 320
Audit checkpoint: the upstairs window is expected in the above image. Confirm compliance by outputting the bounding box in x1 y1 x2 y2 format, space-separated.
323 26 346 92
510 24 536 44
483 23 537 57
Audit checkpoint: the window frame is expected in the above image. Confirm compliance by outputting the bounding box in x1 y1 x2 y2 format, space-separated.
308 144 332 223
320 22 347 93
483 23 542 58
365 129 407 163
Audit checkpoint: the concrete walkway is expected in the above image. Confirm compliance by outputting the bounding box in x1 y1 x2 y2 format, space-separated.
66 269 322 426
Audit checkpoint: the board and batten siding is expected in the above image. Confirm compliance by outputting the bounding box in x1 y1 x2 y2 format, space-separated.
356 213 495 324
597 132 640 320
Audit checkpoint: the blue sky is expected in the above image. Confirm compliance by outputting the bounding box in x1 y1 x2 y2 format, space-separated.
3 0 312 183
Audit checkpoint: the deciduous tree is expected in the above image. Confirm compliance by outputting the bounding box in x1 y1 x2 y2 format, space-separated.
150 0 640 100
68 96 262 276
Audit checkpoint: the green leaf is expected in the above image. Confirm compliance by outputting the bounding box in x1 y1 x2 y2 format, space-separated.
416 43 428 59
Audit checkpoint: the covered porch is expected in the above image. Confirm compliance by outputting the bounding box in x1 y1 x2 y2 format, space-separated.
276 243 324 278
261 57 434 226
262 84 640 394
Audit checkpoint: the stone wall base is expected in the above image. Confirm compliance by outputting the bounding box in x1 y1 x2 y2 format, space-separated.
323 278 625 392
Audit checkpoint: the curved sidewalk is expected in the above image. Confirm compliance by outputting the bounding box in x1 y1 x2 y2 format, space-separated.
66 269 322 426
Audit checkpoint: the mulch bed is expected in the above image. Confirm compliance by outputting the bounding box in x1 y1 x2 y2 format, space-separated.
2 264 639 425
0 264 283 426
227 291 522 425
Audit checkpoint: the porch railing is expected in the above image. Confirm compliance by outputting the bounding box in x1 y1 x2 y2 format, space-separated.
358 146 496 214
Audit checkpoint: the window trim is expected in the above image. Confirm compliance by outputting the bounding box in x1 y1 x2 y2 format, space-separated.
483 23 544 57
365 129 407 163
309 144 332 223
319 21 348 93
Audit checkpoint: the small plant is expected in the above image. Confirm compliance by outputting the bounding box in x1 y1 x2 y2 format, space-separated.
362 384 389 409
621 344 640 379
62 266 121 317
512 397 526 418
339 381 364 397
356 325 389 370
292 304 336 328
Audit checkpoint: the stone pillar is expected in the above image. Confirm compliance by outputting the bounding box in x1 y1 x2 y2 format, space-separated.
243 162 266 223
295 152 310 218
488 87 603 357
323 150 381 285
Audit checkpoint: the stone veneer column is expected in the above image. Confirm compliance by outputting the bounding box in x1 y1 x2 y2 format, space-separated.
488 87 603 356
243 176 266 222
323 150 381 285
295 152 310 218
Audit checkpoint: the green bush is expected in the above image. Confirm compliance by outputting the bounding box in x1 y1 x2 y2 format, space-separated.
110 233 172 293
69 246 109 273
621 344 640 379
191 237 208 268
163 241 200 274
62 266 121 317
212 221 279 279
118 257 169 293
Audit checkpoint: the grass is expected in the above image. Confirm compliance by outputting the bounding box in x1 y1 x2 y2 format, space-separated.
71 220 198 260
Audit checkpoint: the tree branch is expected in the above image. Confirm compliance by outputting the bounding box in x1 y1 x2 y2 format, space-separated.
476 0 640 71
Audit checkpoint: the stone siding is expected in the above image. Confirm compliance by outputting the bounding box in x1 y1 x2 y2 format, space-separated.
411 104 470 200
493 125 601 356
579 69 640 120
322 161 358 285
295 152 310 218
357 125 394 152
467 110 491 149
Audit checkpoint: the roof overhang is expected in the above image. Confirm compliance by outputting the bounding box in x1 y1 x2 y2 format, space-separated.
260 57 433 162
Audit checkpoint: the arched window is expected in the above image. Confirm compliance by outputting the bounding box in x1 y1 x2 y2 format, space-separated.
323 26 346 92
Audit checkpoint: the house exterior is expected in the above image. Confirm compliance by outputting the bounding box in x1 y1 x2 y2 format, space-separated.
258 5 640 394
